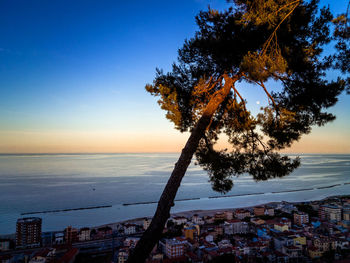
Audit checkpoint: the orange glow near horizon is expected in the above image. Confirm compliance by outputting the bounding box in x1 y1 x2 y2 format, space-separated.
0 129 349 154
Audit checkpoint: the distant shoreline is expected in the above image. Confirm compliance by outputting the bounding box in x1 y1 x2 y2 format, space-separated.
1 152 350 156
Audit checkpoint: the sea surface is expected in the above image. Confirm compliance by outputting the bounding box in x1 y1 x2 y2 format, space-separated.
0 153 349 235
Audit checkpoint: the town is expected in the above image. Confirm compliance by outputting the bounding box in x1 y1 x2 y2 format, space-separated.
1 195 350 263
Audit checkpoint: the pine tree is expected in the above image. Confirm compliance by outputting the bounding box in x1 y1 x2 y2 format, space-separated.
127 1 349 262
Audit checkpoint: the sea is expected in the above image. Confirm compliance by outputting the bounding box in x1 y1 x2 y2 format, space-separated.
0 153 349 235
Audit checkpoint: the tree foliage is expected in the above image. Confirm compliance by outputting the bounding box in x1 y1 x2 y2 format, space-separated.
127 2 349 261
145 0 349 193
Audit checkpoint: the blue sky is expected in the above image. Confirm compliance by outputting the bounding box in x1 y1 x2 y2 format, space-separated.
0 0 349 153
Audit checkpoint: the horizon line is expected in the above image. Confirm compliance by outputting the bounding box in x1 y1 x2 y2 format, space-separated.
0 152 349 155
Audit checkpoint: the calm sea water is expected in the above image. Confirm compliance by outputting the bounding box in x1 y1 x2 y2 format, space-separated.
0 153 349 234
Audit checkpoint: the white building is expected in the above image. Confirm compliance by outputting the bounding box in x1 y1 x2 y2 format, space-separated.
172 216 187 225
224 220 249 235
54 233 64 244
205 234 214 243
124 224 136 235
78 227 91 242
192 214 205 225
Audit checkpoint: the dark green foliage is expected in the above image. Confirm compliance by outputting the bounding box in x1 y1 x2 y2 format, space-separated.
275 210 293 219
75 253 112 263
146 0 349 193
321 250 336 261
331 3 350 94
256 214 275 220
214 219 226 225
162 221 183 238
296 204 318 217
196 140 300 193
209 253 236 263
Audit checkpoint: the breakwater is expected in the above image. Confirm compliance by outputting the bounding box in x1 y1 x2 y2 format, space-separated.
122 182 350 206
271 188 314 194
21 205 112 216
21 182 350 211
317 184 341 189
123 197 201 206
208 192 265 199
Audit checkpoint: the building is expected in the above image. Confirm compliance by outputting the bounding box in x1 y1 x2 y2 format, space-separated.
172 216 187 225
192 214 204 225
29 248 55 263
292 235 306 246
274 236 294 251
332 238 349 250
204 233 214 243
308 247 323 259
343 205 350 221
313 236 332 252
250 218 265 225
214 212 226 221
16 217 42 248
282 245 302 259
124 237 140 248
0 255 11 263
184 226 199 240
96 226 112 238
235 209 251 220
124 224 136 235
224 211 234 220
56 247 78 263
0 239 11 251
339 220 350 230
118 248 129 263
274 223 289 232
294 212 309 225
165 238 185 258
224 220 249 235
214 225 224 236
184 227 195 240
254 206 265 216
78 227 91 242
278 202 296 214
265 207 275 216
204 215 215 224
319 204 342 222
64 226 78 244
279 217 292 228
54 232 64 244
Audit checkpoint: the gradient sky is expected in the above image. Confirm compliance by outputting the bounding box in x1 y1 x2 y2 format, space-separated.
0 0 349 153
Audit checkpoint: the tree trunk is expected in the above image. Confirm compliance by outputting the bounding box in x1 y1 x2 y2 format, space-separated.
127 75 237 263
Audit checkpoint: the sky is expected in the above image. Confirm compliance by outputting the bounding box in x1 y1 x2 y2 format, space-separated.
0 0 349 154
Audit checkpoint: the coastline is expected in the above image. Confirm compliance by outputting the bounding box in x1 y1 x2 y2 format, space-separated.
1 193 348 239
97 193 348 230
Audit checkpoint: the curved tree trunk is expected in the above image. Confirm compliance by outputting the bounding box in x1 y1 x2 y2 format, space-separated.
127 75 237 263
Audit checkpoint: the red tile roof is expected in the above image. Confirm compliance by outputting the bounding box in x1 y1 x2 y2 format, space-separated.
56 247 79 263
